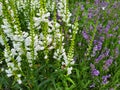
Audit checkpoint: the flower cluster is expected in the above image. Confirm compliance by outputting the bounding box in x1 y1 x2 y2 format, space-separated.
0 0 78 85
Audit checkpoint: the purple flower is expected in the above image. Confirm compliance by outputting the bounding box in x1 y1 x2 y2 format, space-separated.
113 2 117 8
90 83 95 88
90 63 95 69
88 12 93 19
94 0 100 5
101 1 108 8
95 54 105 63
97 24 103 33
82 31 89 40
102 74 111 84
103 58 113 70
93 45 98 51
94 40 97 44
114 48 119 58
105 59 113 67
93 40 103 53
104 49 110 56
93 45 101 51
100 37 104 42
114 26 119 31
118 40 120 44
105 24 110 33
97 41 102 50
107 34 113 38
91 69 100 76
81 5 84 11
90 63 100 77
90 25 93 30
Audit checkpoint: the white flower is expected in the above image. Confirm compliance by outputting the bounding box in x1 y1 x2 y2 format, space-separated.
11 48 17 56
47 36 52 45
39 40 43 45
16 55 22 62
4 49 9 58
29 64 33 67
0 2 2 16
7 62 14 68
56 33 61 38
48 46 54 50
33 17 41 27
25 36 31 46
0 61 2 64
35 45 40 51
27 52 32 60
44 55 48 59
48 28 52 33
13 35 23 41
5 69 13 77
17 79 22 84
102 7 105 10
1 25 12 34
17 74 21 77
14 25 17 29
64 59 69 66
67 67 73 75
18 62 21 68
10 10 14 17
53 55 56 59
5 58 11 63
44 12 50 18
7 73 13 77
13 42 21 51
3 19 8 24
1 68 4 71
55 23 60 28
23 31 29 38
0 35 4 45
34 36 39 46
40 33 44 39
39 46 44 50
70 61 75 65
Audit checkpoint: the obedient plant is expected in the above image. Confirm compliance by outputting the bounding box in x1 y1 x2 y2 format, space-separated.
0 0 78 88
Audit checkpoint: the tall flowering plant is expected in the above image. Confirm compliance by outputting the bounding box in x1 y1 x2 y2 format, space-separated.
0 0 78 89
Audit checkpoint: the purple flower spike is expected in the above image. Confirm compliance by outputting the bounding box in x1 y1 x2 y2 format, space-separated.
94 40 97 44
91 69 100 76
105 24 110 33
97 24 103 33
105 59 113 67
114 26 119 31
95 0 100 5
97 41 102 50
88 12 93 19
100 37 104 42
81 5 84 11
102 74 111 84
82 31 89 40
103 58 113 70
95 54 104 63
104 49 110 56
101 1 108 7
